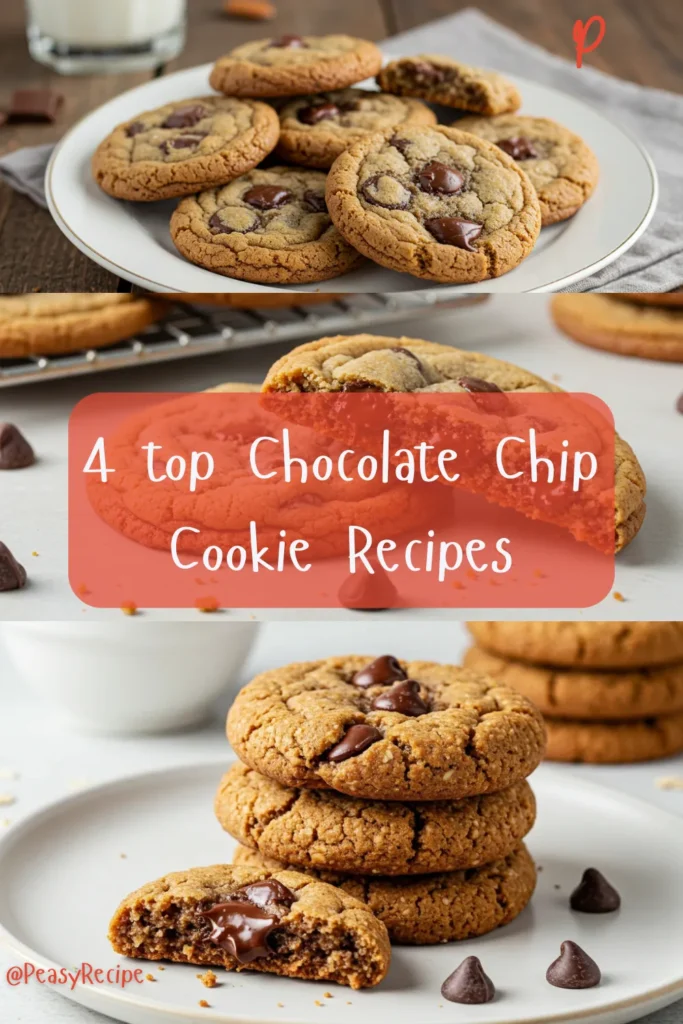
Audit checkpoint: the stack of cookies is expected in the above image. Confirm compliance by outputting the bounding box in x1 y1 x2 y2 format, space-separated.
217 653 546 945
466 622 683 764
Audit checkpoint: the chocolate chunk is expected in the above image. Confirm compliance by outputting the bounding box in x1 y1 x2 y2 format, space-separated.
417 161 464 195
163 105 208 129
457 376 503 394
0 542 27 592
209 210 260 234
389 135 412 157
243 185 293 209
8 88 63 124
391 346 425 374
425 216 482 250
441 956 495 1004
498 136 539 161
325 723 382 762
570 868 621 913
371 679 429 716
0 423 35 470
360 174 412 210
126 121 146 137
675 393 683 415
270 34 307 48
201 901 279 963
409 61 446 85
161 133 207 153
338 561 398 611
235 879 296 909
303 190 327 213
546 941 601 989
352 655 406 688
298 103 340 125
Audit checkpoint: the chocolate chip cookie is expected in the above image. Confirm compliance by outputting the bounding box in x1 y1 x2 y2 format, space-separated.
216 762 537 875
109 864 390 989
456 115 599 225
325 125 541 283
276 89 436 169
464 646 683 721
263 335 647 552
92 97 280 202
545 713 683 764
227 655 546 801
210 35 383 98
467 622 683 669
552 295 683 362
621 294 683 307
170 166 364 284
0 294 163 358
377 56 521 116
234 844 537 945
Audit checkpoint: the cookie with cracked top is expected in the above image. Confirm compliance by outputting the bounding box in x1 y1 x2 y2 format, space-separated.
170 166 364 284
210 34 383 98
92 96 279 202
545 713 683 764
325 124 541 283
456 115 599 225
552 295 683 363
226 655 546 801
377 55 521 115
215 761 537 875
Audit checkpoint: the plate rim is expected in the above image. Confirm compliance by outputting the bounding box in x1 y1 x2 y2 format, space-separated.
45 65 659 295
1 761 682 1024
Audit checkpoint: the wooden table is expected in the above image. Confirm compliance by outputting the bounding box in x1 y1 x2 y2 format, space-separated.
1 0 681 293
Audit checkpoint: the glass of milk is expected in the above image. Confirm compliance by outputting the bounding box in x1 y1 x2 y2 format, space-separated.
26 0 187 74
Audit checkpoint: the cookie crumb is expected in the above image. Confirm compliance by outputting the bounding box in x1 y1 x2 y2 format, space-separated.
121 602 138 615
197 970 218 988
223 0 276 17
0 795 15 807
613 591 626 602
196 596 220 613
198 999 210 1008
145 973 156 982
76 583 91 596
0 769 18 781
120 853 127 859
277 1003 284 1009
656 775 683 790
31 551 39 557
314 1000 324 1007
324 991 333 998
158 966 165 971
554 883 561 890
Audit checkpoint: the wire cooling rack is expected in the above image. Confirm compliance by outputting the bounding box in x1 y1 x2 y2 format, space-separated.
0 292 486 389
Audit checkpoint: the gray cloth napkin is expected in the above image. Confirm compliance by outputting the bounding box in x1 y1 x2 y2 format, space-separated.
0 142 52 209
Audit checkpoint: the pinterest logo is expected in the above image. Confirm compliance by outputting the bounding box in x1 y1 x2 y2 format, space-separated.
573 16 606 68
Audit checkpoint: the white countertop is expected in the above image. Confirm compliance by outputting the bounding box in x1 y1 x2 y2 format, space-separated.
0 620 682 1023
1 296 680 621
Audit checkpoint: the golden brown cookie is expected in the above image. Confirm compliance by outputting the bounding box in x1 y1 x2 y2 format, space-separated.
552 295 683 363
456 115 599 225
234 844 537 945
167 294 340 308
109 864 390 988
276 89 436 169
377 56 521 116
0 294 163 358
467 621 683 669
326 125 541 283
216 761 536 875
619 294 683 307
545 713 683 764
464 646 683 721
210 34 383 98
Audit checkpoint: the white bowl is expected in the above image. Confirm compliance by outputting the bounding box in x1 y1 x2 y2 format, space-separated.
0 622 259 734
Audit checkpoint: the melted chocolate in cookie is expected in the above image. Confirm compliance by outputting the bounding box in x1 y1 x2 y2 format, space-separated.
163 105 207 129
209 210 261 234
200 879 296 964
244 185 293 209
498 136 539 161
424 216 482 250
409 61 446 85
417 161 464 195
325 723 383 762
352 655 406 688
303 189 327 212
457 376 503 394
126 121 145 137
161 133 207 153
298 103 340 125
371 679 430 716
360 174 411 210
271 34 307 49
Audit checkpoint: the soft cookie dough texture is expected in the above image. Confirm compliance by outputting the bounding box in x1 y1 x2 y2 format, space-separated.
210 35 383 97
377 55 521 116
325 124 541 283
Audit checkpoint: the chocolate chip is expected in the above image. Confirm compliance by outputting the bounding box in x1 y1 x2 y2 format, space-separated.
126 121 146 137
0 542 27 592
200 901 279 963
546 941 601 989
676 393 683 415
389 135 411 157
7 88 63 124
409 61 446 85
417 161 464 195
338 562 398 611
161 133 207 153
424 216 482 250
457 376 503 394
303 190 327 213
391 346 425 374
270 34 307 48
371 679 429 716
297 103 340 125
235 879 296 910
360 174 412 210
352 655 406 688
0 423 35 470
163 105 208 129
243 185 293 209
209 210 260 234
441 956 495 1004
325 723 382 762
498 136 539 161
570 868 621 913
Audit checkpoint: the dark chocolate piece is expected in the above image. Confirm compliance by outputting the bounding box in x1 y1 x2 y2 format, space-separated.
0 423 35 470
371 679 429 716
325 723 382 762
441 956 495 1004
570 868 621 913
546 941 601 989
352 655 406 688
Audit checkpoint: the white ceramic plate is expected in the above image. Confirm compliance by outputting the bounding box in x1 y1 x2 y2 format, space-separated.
1 763 683 1024
46 65 658 294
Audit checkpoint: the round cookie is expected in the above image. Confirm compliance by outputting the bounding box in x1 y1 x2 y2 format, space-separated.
620 294 683 307
216 762 537 875
170 166 363 285
210 34 383 98
167 294 339 308
455 115 598 225
464 646 683 721
92 97 279 203
552 295 683 363
377 56 521 116
545 713 683 764
234 843 537 945
262 335 647 553
276 89 436 169
468 621 683 670
325 124 542 283
0 294 163 358
227 655 546 802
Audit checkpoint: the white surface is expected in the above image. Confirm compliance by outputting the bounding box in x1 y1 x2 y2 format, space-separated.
0 296 679 621
46 67 657 295
27 0 185 46
1 621 682 1024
